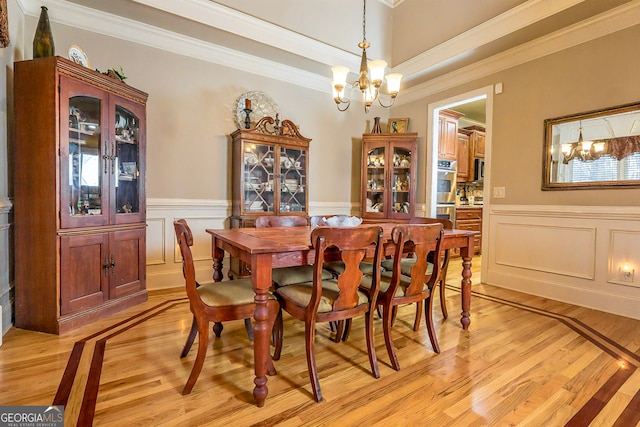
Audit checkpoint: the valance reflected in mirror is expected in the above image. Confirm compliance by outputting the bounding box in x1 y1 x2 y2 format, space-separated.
543 102 640 190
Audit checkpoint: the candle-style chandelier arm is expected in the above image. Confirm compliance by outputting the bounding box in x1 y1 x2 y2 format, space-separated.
330 0 402 113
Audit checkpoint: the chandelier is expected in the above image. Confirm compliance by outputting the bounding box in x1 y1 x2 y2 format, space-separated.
331 0 402 113
561 122 606 163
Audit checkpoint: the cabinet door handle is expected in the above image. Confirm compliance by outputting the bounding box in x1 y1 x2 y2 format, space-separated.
111 142 116 174
103 141 109 173
103 256 110 276
110 254 116 274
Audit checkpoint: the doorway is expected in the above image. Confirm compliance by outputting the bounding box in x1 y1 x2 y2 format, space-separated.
426 85 493 281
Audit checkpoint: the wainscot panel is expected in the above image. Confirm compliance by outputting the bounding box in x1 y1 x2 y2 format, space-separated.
485 205 640 320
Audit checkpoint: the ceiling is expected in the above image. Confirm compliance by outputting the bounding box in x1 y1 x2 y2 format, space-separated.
57 0 638 103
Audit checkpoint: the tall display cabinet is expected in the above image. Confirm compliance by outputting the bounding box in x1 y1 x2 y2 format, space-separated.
229 116 310 277
13 57 148 334
361 132 417 221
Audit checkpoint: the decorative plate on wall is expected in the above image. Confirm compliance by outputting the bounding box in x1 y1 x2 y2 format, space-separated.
234 91 279 129
68 45 90 68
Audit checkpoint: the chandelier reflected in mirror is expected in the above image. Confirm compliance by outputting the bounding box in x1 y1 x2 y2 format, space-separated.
561 121 606 164
331 0 402 113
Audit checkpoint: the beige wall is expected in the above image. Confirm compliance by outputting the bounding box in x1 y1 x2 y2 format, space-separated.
5 4 640 333
392 24 640 208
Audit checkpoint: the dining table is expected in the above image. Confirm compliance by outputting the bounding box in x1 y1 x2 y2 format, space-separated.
206 223 478 407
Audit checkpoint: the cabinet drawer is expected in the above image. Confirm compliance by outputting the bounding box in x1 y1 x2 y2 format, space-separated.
456 209 482 220
455 220 481 232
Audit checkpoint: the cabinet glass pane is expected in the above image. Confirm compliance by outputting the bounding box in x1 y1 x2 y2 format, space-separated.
279 147 306 213
115 106 140 214
243 143 275 213
392 147 412 213
68 96 102 217
365 147 385 213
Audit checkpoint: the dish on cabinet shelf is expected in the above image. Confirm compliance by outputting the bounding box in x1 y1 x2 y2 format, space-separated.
244 153 258 165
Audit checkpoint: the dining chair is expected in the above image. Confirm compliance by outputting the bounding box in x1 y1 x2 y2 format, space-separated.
272 225 384 402
364 223 444 370
255 215 333 288
174 219 279 395
381 217 453 322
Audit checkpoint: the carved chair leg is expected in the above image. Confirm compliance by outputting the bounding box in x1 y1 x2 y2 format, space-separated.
182 318 209 395
305 318 323 402
272 309 284 361
413 301 423 331
212 322 223 337
440 250 450 319
424 296 440 354
365 310 381 378
244 318 254 341
381 302 400 371
341 318 352 342
333 320 344 343
180 316 198 358
266 300 279 376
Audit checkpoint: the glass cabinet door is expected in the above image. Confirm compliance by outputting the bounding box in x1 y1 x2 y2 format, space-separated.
365 146 386 214
61 82 109 229
391 146 412 215
242 142 276 213
114 105 141 216
279 146 307 213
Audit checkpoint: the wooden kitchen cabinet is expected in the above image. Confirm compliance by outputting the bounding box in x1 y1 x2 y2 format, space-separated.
457 130 471 182
438 110 463 160
14 56 148 334
454 207 482 256
361 132 417 221
458 126 486 182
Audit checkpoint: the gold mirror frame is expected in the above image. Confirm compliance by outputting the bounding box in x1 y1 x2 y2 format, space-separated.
543 101 640 190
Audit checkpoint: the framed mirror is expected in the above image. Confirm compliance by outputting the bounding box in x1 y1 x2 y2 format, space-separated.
543 102 640 190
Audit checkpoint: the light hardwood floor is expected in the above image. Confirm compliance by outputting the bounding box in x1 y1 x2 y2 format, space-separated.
1 257 639 426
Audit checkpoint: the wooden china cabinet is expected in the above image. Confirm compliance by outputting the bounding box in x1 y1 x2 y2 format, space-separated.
229 116 310 277
361 132 417 221
13 56 148 334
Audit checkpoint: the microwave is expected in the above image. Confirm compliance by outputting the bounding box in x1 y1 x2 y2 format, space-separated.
474 158 485 181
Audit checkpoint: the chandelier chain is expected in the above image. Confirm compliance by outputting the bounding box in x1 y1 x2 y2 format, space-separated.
362 0 367 42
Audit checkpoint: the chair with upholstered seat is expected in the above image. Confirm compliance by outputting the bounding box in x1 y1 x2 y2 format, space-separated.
255 215 334 288
363 223 444 370
272 225 384 402
380 217 452 323
174 219 279 395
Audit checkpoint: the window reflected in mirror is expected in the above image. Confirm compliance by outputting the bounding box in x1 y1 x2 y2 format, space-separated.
543 102 640 189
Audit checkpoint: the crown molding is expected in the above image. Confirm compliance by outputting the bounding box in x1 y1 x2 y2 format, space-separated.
396 0 640 106
18 0 330 92
377 0 405 7
393 0 587 79
130 0 362 71
17 0 640 102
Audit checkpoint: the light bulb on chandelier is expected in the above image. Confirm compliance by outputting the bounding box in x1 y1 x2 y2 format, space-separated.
331 0 402 113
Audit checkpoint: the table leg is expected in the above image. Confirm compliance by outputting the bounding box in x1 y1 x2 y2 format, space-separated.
251 253 272 407
459 236 473 330
212 239 224 282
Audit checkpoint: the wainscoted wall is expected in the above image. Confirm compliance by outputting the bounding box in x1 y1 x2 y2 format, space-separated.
484 205 640 320
0 198 12 340
145 198 356 291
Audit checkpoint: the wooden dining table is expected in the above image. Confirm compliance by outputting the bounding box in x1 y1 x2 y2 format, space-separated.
206 223 478 407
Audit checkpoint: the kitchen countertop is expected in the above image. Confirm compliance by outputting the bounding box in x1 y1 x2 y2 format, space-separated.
457 204 483 209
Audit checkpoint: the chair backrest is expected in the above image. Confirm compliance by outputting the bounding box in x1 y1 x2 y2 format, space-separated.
409 216 453 229
388 224 444 297
255 215 308 228
174 219 200 305
310 226 384 311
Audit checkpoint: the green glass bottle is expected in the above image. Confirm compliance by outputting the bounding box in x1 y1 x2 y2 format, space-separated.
33 6 54 58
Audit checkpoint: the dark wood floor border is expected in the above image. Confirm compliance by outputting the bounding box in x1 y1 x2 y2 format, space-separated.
52 299 188 426
53 286 638 426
